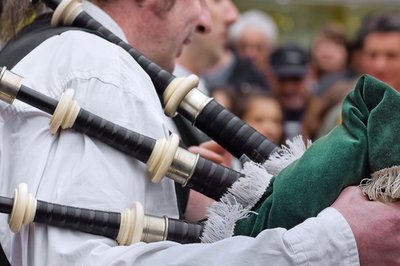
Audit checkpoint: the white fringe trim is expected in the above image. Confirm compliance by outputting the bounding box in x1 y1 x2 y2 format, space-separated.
200 135 311 243
201 162 272 243
361 165 400 202
263 135 311 177
200 200 253 243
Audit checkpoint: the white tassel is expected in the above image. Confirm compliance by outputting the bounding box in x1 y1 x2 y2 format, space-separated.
200 136 311 243
200 201 253 243
361 166 400 202
201 162 272 243
228 162 273 207
263 135 311 177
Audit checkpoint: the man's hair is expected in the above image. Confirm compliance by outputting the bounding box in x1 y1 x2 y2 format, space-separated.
314 24 348 47
231 87 278 119
0 0 48 42
357 12 400 48
228 9 278 47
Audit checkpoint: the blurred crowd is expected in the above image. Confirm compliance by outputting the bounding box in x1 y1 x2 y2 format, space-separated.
175 8 400 151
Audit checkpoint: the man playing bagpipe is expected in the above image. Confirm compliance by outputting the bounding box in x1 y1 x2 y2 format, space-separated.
1 0 400 265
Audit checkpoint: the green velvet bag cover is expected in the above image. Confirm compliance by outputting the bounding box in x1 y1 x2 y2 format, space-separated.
234 74 400 236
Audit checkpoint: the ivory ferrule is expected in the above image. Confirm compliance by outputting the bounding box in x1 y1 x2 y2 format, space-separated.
0 68 23 104
178 89 213 126
166 148 199 186
141 215 168 243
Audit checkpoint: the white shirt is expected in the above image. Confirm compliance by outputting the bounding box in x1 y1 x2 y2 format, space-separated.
0 2 359 265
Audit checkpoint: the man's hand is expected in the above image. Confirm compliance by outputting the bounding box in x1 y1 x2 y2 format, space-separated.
184 141 233 222
188 140 233 168
332 186 400 265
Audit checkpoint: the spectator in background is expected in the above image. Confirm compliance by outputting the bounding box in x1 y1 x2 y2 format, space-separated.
172 0 239 148
316 12 400 139
173 0 239 222
229 9 278 88
314 78 356 139
359 12 400 92
310 24 352 97
229 87 285 171
270 43 322 142
232 88 284 146
202 9 275 92
174 0 238 97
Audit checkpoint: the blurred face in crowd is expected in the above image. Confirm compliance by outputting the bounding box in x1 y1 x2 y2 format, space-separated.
312 36 348 74
181 0 239 73
273 77 308 111
121 0 212 72
242 97 283 145
362 32 400 92
236 29 272 71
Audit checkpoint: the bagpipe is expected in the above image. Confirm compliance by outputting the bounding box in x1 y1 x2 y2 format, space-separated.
2 0 400 246
0 58 273 244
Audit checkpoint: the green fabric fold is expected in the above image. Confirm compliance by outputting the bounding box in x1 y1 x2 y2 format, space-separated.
234 74 400 236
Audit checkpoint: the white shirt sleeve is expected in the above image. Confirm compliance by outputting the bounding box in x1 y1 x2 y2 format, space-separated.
88 207 359 266
3 207 359 266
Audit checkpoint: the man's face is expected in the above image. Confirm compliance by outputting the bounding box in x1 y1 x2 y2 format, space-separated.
312 36 348 74
236 29 271 71
362 32 400 92
274 77 307 111
131 0 212 72
189 0 239 68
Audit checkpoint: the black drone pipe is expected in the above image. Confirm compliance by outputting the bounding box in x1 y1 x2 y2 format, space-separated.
1 185 203 244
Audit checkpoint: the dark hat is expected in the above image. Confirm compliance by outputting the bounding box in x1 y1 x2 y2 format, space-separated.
270 44 308 78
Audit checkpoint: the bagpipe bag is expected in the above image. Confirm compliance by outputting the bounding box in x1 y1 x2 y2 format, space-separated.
234 74 400 236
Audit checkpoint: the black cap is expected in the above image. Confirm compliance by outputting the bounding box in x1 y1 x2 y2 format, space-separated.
270 44 308 78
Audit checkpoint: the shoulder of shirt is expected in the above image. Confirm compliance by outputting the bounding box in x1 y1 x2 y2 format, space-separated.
13 30 158 111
